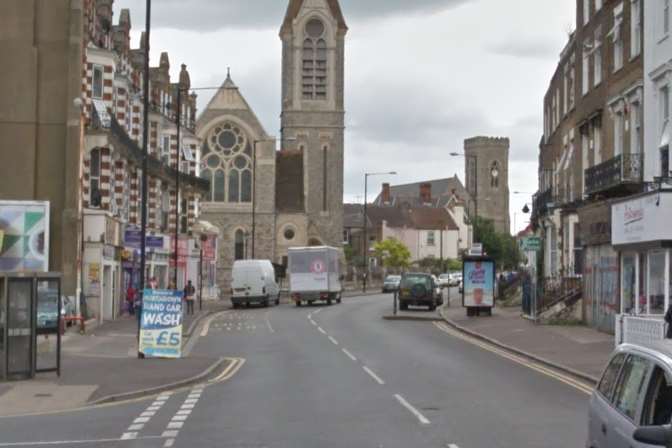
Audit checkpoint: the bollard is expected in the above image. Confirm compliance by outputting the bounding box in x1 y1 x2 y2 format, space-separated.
393 291 398 316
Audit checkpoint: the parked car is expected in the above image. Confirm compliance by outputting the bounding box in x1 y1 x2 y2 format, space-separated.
231 260 281 308
437 273 451 288
449 272 463 287
398 273 440 311
431 275 444 305
587 342 672 448
382 275 401 293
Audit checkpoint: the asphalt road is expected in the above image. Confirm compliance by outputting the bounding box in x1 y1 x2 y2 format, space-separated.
0 294 590 448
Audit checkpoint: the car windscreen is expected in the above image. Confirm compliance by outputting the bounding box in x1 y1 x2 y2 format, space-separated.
400 275 432 289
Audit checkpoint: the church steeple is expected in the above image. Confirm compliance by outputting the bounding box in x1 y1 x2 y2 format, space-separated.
280 0 348 36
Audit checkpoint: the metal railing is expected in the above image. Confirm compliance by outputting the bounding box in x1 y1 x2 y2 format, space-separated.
537 276 582 313
616 314 667 347
585 153 643 196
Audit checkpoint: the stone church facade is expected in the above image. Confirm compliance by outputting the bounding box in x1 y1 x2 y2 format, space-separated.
464 136 511 234
197 0 348 289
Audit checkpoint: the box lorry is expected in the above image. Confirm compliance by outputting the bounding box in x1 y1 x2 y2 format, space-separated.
288 246 342 306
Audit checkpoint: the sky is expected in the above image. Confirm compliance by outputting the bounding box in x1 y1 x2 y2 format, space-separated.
113 0 576 234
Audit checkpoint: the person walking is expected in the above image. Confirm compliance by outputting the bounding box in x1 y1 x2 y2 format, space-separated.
184 280 196 315
665 305 672 339
126 285 136 316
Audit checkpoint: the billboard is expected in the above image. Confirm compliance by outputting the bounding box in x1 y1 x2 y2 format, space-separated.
139 290 183 358
463 259 495 308
0 201 50 272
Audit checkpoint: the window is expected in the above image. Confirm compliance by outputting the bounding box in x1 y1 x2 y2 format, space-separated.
92 66 103 99
641 367 672 426
665 0 671 36
612 6 624 72
661 147 670 178
490 162 500 188
639 254 648 314
583 0 591 25
322 145 328 211
662 86 670 138
631 101 641 155
427 231 436 246
593 27 602 86
573 223 583 276
622 255 636 313
598 353 626 400
160 190 169 231
649 252 666 315
581 132 589 194
302 18 328 100
89 148 101 208
200 122 252 203
613 355 651 420
569 54 576 109
563 65 569 115
614 111 624 156
594 121 602 164
161 135 170 164
631 0 641 58
595 0 602 10
234 229 246 260
582 45 590 95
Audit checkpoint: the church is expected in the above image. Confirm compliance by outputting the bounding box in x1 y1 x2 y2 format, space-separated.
196 0 348 289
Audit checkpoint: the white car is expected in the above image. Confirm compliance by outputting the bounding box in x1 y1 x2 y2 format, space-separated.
437 273 452 288
231 260 280 308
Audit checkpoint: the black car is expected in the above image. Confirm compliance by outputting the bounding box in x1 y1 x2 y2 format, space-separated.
398 273 440 311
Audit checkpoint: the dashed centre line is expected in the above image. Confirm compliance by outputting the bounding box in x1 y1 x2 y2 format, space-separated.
317 327 327 335
362 366 385 385
328 336 339 345
342 348 357 361
394 394 431 425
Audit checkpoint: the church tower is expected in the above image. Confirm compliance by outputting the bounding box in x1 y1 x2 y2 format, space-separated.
464 136 511 234
279 0 348 248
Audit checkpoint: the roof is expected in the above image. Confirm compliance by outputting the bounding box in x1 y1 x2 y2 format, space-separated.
374 176 471 207
281 0 348 34
343 204 367 228
365 206 459 231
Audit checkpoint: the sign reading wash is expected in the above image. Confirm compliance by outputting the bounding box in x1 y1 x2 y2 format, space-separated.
612 192 672 246
139 290 183 358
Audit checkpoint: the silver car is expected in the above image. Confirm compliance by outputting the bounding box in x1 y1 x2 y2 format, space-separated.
587 342 672 448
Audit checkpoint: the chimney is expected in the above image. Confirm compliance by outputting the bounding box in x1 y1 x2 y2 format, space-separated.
420 183 432 204
382 183 391 204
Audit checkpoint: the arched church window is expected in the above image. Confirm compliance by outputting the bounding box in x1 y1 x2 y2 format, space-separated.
199 121 253 204
490 162 500 189
302 18 328 100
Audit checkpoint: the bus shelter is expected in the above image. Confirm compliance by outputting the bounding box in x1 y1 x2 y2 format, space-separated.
0 273 62 381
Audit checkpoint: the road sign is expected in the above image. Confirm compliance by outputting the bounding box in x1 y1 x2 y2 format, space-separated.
468 244 483 256
521 237 542 252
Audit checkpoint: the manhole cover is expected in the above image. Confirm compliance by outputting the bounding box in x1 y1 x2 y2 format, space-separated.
34 393 53 398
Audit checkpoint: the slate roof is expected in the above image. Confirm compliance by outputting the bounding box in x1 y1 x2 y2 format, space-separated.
373 176 471 207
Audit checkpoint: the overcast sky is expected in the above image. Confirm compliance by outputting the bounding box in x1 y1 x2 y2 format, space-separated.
113 0 576 234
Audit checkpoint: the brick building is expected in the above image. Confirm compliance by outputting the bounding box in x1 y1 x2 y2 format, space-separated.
533 0 644 333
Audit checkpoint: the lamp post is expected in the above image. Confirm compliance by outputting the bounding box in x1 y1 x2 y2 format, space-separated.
363 171 397 293
137 0 152 359
199 233 207 311
450 152 478 242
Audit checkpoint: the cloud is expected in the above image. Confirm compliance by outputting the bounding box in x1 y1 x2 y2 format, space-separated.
486 36 562 60
113 0 471 31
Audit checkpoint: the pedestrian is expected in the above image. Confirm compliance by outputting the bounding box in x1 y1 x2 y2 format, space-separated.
126 285 136 316
184 280 196 315
665 305 672 339
134 292 143 323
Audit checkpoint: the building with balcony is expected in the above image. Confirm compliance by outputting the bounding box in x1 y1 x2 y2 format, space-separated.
534 0 645 333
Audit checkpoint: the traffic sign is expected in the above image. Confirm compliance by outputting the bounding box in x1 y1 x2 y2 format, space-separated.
521 237 542 252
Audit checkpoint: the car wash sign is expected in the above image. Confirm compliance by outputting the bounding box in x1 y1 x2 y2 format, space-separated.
139 290 183 358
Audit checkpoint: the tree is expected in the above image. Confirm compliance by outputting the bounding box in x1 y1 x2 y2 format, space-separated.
372 238 411 271
472 217 522 270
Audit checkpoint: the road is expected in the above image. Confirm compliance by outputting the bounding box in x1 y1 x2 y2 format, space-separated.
0 294 590 447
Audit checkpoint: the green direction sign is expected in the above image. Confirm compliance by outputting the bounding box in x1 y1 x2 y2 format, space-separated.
521 237 542 252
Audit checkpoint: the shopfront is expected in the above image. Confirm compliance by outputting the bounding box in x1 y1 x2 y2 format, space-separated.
612 191 672 345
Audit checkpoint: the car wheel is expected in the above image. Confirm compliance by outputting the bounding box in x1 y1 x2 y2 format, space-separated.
337 295 342 304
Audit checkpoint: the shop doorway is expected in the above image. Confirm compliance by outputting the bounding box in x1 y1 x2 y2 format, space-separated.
102 266 113 321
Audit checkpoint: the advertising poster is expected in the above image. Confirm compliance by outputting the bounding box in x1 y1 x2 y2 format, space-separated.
463 259 495 308
139 290 183 358
0 201 50 272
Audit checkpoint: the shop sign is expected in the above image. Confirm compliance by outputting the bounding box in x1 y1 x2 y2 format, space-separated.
88 263 101 295
124 228 163 249
612 193 672 246
520 237 542 252
169 238 189 268
139 290 183 358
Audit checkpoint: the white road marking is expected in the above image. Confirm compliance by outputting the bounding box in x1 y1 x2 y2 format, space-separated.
448 445 460 448
140 411 156 417
318 327 327 335
328 336 339 345
0 436 166 446
363 366 385 385
176 409 192 416
162 430 180 438
127 424 144 431
167 421 184 429
171 415 189 422
310 320 317 326
184 398 198 404
314 308 322 315
147 405 161 411
181 403 195 409
188 393 201 399
265 313 275 333
164 439 175 448
342 348 357 361
133 417 150 424
394 394 431 425
120 433 138 440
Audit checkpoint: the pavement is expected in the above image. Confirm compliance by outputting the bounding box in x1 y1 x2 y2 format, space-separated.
0 294 591 448
439 295 613 383
0 300 231 417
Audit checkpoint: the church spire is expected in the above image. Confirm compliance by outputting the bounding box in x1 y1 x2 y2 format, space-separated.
280 0 348 35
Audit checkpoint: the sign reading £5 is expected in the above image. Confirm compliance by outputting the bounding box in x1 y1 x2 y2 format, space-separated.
139 290 184 358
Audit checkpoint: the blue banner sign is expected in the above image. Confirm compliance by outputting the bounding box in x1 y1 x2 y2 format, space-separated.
124 229 164 249
139 290 183 358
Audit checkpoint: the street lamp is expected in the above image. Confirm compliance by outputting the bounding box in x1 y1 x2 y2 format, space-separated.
450 152 478 242
363 171 397 293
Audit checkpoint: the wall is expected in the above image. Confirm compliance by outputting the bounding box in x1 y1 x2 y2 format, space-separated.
0 0 84 295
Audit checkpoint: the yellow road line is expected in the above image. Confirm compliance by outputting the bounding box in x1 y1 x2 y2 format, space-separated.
432 322 593 396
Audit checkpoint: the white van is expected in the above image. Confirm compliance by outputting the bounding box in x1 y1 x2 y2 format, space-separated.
231 260 280 308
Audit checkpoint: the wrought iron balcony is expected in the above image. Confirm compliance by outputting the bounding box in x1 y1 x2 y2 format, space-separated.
532 188 553 220
584 153 643 196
